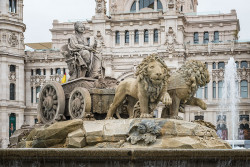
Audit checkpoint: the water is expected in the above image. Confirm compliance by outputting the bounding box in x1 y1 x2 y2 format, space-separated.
219 57 239 148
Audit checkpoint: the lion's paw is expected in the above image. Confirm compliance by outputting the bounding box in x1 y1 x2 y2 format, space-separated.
170 116 183 120
140 113 153 118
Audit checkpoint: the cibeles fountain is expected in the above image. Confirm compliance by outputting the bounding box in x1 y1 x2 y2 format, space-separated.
1 22 250 166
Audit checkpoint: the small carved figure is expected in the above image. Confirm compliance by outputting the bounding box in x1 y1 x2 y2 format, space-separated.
106 54 172 119
162 60 210 119
127 120 161 145
8 32 19 47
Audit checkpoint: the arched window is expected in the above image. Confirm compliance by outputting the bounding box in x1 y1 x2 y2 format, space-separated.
157 0 163 10
218 81 223 99
115 31 120 44
9 0 17 13
131 0 163 12
235 61 239 68
134 30 139 43
125 31 129 44
87 38 90 45
194 32 199 44
212 62 216 69
240 80 248 98
214 31 219 43
9 113 16 137
144 30 149 43
241 61 248 68
203 32 209 44
154 29 158 43
10 65 16 72
43 69 46 75
139 0 154 10
56 68 61 74
130 1 136 12
10 83 15 100
31 69 34 76
36 86 41 103
213 81 216 99
50 68 53 75
36 69 41 75
218 62 225 69
180 5 183 12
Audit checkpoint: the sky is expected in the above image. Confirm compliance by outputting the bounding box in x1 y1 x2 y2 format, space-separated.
23 0 250 43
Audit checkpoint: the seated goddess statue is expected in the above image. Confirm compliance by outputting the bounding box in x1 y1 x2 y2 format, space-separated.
62 21 101 80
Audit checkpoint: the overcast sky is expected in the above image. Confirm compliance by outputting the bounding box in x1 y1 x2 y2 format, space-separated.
23 0 250 43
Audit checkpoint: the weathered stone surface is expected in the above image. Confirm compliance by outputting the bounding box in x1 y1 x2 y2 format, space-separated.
18 118 231 149
68 137 86 148
26 119 83 148
68 129 85 138
84 119 132 145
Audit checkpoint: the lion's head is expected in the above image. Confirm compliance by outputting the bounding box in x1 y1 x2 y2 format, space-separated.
178 60 210 94
135 54 170 86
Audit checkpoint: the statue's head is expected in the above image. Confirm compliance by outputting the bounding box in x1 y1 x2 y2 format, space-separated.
136 54 170 85
74 21 85 33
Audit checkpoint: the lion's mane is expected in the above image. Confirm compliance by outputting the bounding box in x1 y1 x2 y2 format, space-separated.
135 54 170 102
177 60 210 97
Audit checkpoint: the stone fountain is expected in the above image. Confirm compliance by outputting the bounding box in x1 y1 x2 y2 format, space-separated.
2 30 250 166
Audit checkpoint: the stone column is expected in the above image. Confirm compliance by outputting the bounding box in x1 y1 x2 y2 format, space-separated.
199 32 203 44
209 31 213 42
0 111 9 148
41 68 44 75
149 29 154 46
136 0 139 12
33 86 36 104
216 81 218 100
130 30 134 47
208 62 213 101
154 0 158 11
139 30 144 46
120 32 125 47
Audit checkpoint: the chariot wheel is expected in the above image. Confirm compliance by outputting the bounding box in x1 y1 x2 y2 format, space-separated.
38 82 65 124
69 87 91 119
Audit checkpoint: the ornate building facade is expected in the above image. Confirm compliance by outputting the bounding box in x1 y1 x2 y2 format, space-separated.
0 0 250 147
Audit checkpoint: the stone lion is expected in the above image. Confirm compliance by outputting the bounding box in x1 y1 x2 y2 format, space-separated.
106 54 172 119
161 60 210 119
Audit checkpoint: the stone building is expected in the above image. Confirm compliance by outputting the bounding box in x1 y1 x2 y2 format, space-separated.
0 0 250 147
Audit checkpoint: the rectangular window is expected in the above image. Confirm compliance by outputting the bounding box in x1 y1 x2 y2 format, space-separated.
214 31 219 43
36 69 41 75
31 69 34 76
43 69 46 75
218 81 223 99
240 80 248 98
50 69 53 75
125 31 129 44
31 87 33 104
195 115 204 121
10 65 16 72
194 32 199 44
241 61 248 68
87 38 90 45
9 0 16 13
154 29 158 43
63 68 66 74
36 86 41 103
115 31 120 44
134 30 139 43
10 83 15 100
203 32 209 44
56 68 61 74
213 62 216 69
218 62 225 69
144 30 149 43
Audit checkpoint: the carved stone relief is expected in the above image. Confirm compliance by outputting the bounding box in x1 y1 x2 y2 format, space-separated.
94 31 105 48
8 32 19 47
9 72 16 83
30 75 46 87
110 0 117 13
165 27 177 53
95 0 106 14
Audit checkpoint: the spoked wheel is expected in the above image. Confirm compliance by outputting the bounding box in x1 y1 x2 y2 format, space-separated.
38 82 65 124
69 87 91 119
